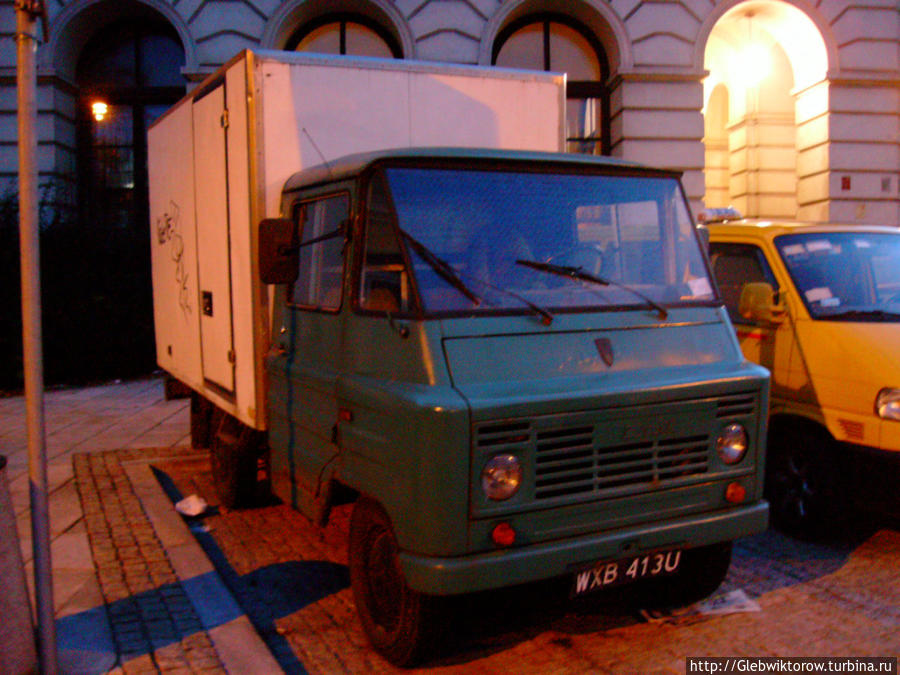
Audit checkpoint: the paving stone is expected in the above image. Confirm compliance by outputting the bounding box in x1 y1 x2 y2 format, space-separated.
151 452 900 674
71 446 229 674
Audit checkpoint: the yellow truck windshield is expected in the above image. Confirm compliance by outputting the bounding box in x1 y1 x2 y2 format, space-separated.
362 166 715 316
775 232 900 321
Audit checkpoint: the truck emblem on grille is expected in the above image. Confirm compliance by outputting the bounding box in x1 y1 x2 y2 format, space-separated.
595 337 614 367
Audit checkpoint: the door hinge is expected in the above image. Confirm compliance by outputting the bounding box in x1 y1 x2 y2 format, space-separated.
220 109 229 129
227 350 235 364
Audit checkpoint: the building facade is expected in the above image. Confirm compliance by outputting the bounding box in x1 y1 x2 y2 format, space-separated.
0 0 897 384
1 0 897 225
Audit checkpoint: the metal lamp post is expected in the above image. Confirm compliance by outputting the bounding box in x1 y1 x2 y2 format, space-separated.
15 1 59 673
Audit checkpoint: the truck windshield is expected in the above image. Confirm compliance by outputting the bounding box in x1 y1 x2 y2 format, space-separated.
370 165 714 316
775 232 900 321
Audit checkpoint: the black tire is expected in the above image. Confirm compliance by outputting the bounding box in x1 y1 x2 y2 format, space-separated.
349 498 443 666
677 541 732 603
636 541 732 608
765 422 843 537
209 411 262 510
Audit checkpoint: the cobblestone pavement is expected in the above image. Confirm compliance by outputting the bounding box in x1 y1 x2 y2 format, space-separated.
131 453 900 675
74 449 228 674
10 380 899 673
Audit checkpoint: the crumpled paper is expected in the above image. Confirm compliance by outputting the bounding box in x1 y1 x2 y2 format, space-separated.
174 494 209 518
640 589 761 624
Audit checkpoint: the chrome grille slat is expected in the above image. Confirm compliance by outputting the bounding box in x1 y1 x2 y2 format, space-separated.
536 469 594 486
535 446 593 462
658 456 707 469
716 394 756 418
535 460 594 476
597 470 657 485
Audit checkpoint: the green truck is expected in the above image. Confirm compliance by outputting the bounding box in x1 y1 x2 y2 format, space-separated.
149 51 769 666
255 148 769 663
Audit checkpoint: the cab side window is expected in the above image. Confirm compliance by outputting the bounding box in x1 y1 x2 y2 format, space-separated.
290 193 349 310
710 243 777 324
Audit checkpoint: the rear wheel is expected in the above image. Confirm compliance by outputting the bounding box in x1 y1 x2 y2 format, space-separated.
349 498 443 666
190 392 214 449
209 410 264 509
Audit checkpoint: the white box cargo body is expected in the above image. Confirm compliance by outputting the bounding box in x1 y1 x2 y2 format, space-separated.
148 48 565 430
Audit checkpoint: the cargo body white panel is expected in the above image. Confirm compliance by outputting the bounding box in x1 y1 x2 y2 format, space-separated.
149 101 201 393
193 84 235 394
149 49 565 430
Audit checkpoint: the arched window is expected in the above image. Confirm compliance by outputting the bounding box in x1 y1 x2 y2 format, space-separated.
76 18 185 231
286 13 401 58
493 15 610 155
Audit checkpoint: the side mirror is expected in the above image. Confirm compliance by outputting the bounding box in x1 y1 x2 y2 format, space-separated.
258 218 298 285
739 282 786 324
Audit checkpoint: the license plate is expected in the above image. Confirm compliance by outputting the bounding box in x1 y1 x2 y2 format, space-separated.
572 549 682 596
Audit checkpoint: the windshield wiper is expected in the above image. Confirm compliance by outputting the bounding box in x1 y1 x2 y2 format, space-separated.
516 259 669 320
820 308 900 322
467 277 554 326
399 230 481 306
399 230 553 325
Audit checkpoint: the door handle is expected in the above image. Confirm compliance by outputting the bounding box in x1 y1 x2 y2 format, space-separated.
272 326 289 356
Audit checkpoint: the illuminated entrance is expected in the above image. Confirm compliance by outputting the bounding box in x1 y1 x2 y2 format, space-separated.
703 1 828 220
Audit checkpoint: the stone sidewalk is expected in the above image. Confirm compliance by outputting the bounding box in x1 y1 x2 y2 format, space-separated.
0 377 279 674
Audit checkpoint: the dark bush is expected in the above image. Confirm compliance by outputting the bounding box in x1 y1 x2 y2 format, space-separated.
1 182 157 391
0 185 23 390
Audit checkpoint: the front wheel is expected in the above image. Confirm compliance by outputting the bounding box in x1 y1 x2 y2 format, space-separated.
765 423 843 537
635 541 732 609
349 498 443 666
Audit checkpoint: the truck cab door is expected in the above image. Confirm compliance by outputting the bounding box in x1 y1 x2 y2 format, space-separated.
710 242 797 401
266 190 350 515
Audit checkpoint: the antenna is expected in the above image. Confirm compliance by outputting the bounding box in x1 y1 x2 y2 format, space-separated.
302 127 333 177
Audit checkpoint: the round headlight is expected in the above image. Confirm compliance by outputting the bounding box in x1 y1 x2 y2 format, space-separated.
716 423 748 465
876 388 900 421
481 454 523 501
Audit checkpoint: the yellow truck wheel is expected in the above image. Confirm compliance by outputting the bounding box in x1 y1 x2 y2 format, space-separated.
765 422 843 537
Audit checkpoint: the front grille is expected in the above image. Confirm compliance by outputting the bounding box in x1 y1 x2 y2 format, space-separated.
473 391 759 508
534 429 709 500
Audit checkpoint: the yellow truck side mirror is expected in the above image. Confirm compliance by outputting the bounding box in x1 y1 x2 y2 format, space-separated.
739 282 786 324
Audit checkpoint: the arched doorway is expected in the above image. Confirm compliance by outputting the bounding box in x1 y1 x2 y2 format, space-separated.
703 1 828 219
47 13 186 384
76 18 185 233
492 14 611 155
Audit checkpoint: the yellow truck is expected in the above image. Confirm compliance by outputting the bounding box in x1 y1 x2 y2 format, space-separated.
706 213 900 535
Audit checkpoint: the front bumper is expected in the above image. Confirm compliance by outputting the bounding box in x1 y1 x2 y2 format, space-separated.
399 500 768 595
